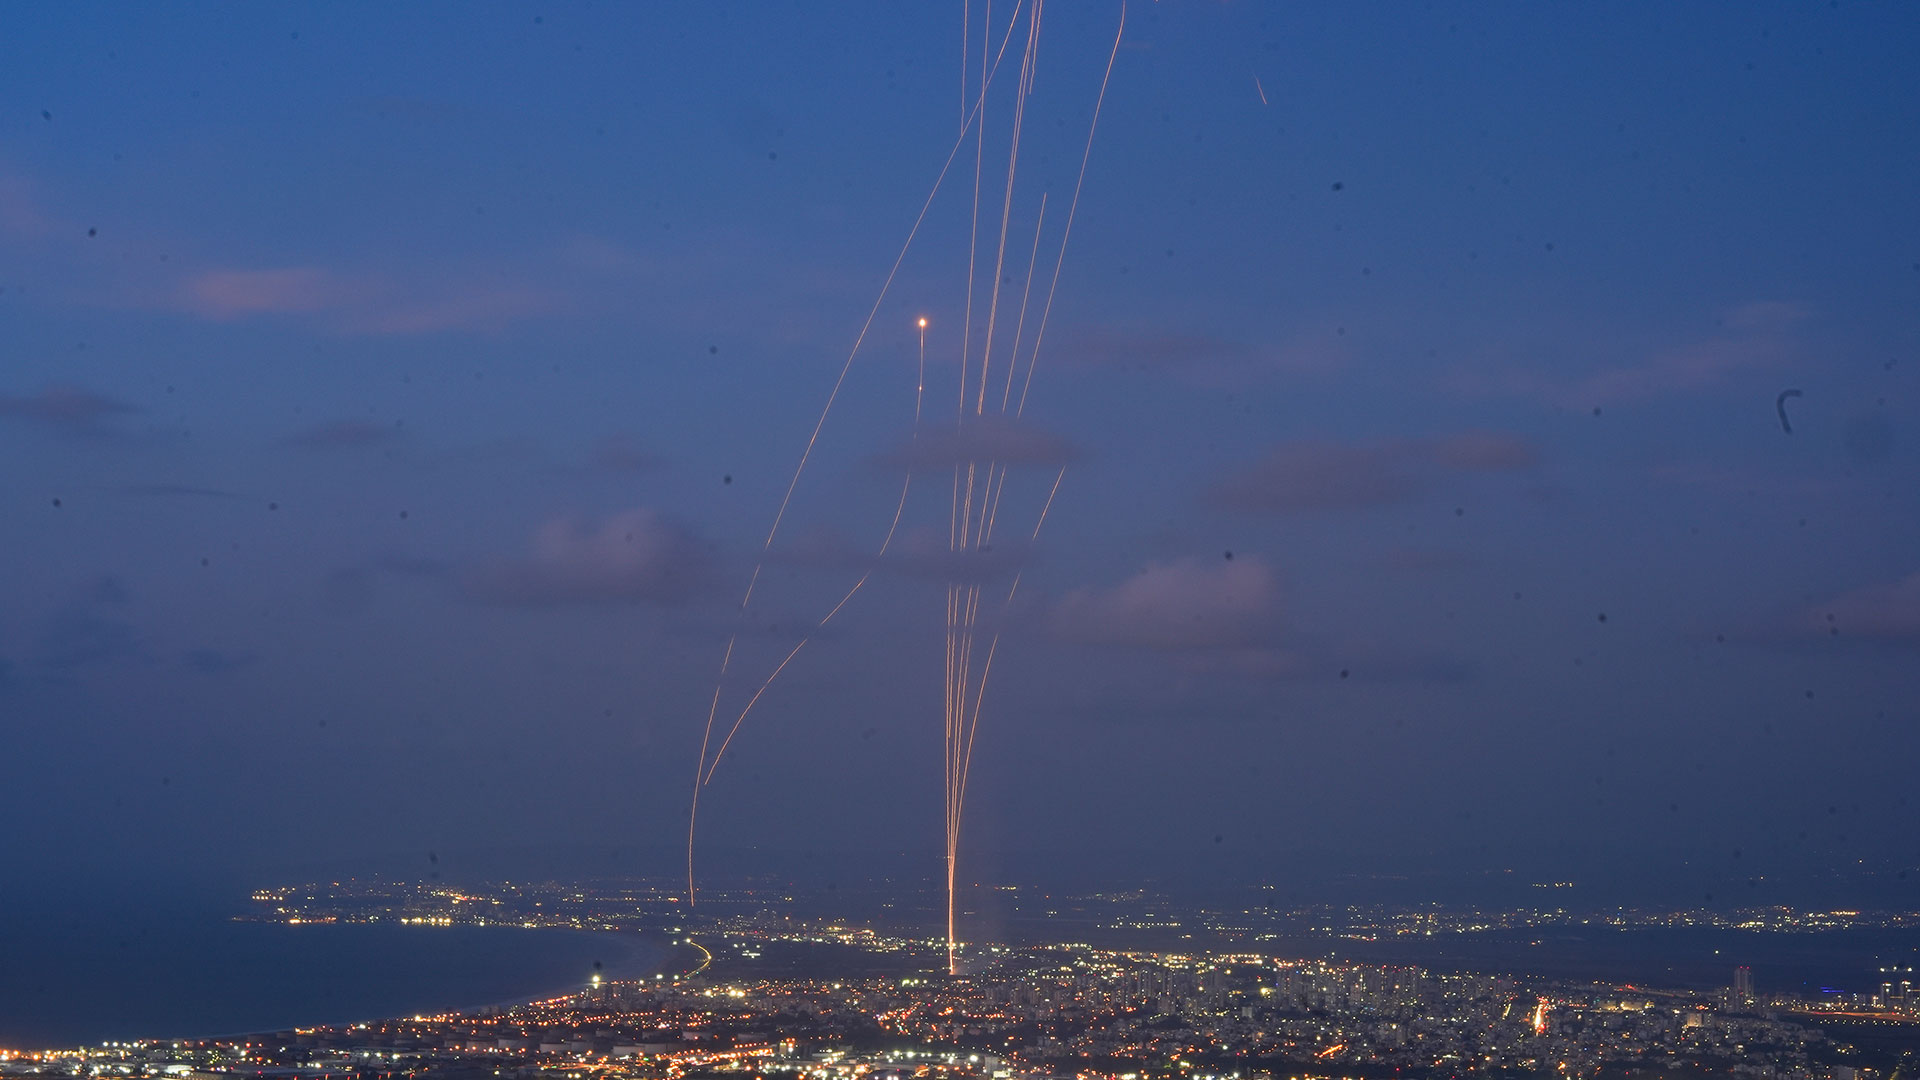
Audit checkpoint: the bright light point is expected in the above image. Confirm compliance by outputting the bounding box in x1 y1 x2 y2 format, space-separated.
917 317 928 328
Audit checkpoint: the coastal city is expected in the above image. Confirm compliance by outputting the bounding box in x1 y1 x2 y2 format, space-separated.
6 3 1917 1080
3 879 1918 1080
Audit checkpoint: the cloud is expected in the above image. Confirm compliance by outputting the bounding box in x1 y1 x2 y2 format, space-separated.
185 267 337 318
1425 430 1536 470
1054 556 1280 650
1053 555 1475 686
874 417 1077 471
463 509 712 606
176 266 560 336
1568 337 1792 406
1452 301 1810 409
284 419 405 449
1210 432 1536 513
1809 573 1920 640
0 385 137 430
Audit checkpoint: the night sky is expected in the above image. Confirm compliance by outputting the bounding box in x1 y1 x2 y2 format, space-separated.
3 3 1917 894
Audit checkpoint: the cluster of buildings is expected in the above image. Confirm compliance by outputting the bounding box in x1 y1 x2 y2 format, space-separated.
7 881 1917 1080
4 921 1907 1080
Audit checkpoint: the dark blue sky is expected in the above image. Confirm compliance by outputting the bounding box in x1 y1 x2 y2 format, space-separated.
2 2 1917 893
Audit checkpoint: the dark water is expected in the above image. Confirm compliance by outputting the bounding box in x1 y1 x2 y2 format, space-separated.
0 901 660 1050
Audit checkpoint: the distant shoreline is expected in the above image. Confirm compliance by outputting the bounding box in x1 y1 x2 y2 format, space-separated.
185 925 665 1043
0 919 663 1052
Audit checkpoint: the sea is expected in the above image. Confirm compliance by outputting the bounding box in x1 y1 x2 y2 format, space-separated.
5 891 1916 1052
0 896 661 1051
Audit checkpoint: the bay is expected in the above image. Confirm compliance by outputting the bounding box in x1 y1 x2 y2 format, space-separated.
0 901 659 1051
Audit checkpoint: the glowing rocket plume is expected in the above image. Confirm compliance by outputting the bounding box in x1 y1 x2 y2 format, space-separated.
686 4 1125 992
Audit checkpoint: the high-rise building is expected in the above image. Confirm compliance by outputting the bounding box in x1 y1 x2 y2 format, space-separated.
1732 966 1755 1007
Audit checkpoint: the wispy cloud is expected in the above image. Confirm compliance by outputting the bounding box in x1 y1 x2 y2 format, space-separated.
1053 554 1473 686
1569 336 1795 406
0 385 138 431
1210 432 1536 513
1451 301 1811 409
1054 556 1280 651
184 267 337 318
0 157 817 347
174 265 561 336
1808 572 1920 641
462 509 713 607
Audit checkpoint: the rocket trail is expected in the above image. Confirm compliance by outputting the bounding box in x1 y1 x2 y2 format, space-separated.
1017 0 1124 420
688 0 1033 907
943 2 1122 974
685 2 1124 988
974 0 1041 417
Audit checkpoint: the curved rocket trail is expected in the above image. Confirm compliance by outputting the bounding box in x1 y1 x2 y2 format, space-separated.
688 0 1035 907
688 3 1126 981
942 0 1124 974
